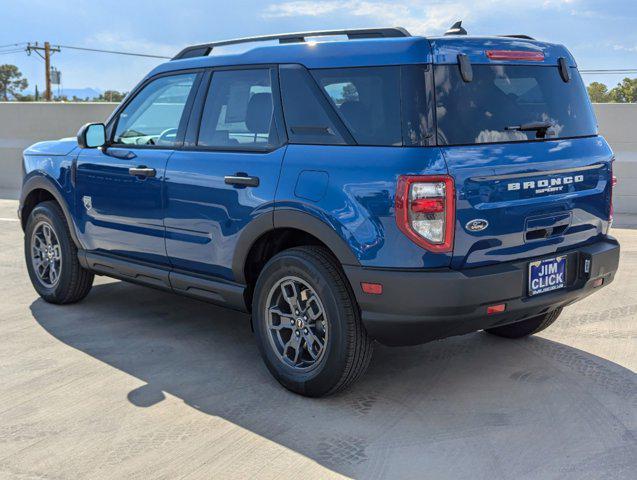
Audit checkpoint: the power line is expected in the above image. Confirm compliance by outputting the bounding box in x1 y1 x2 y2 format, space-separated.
0 42 27 49
55 44 171 59
0 41 170 59
580 69 637 74
0 49 26 56
0 46 26 53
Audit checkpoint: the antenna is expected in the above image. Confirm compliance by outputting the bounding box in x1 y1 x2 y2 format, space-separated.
445 21 468 36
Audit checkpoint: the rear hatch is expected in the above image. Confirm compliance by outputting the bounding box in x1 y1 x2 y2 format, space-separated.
430 37 613 269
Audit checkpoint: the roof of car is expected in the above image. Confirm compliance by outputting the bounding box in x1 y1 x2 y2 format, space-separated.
148 34 576 79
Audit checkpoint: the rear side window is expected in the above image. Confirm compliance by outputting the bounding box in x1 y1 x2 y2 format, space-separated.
401 65 435 146
198 69 276 148
312 67 402 146
434 65 597 146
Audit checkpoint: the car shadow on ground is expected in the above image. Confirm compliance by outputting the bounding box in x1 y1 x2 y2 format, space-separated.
30 281 636 478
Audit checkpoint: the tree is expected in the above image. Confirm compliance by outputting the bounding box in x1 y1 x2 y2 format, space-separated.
14 93 35 102
0 64 28 101
97 90 126 102
341 83 358 103
587 82 610 103
609 78 637 103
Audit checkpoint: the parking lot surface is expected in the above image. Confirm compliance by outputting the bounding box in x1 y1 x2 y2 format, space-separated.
0 198 635 479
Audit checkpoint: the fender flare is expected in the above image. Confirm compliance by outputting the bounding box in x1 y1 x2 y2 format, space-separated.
19 175 82 248
231 208 360 284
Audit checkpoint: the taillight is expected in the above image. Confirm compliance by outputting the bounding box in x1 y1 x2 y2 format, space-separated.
395 175 455 252
486 50 545 61
610 163 617 223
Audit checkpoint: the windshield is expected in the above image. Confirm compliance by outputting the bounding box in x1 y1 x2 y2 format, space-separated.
434 65 597 146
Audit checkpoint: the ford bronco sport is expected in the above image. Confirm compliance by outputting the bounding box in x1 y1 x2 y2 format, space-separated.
20 24 620 396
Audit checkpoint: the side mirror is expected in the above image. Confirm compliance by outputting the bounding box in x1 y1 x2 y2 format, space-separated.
77 123 106 149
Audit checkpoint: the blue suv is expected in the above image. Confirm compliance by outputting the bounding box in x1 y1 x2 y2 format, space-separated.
19 25 620 396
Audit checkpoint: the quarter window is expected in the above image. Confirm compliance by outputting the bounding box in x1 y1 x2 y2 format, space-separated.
198 69 276 148
279 65 346 145
113 74 196 147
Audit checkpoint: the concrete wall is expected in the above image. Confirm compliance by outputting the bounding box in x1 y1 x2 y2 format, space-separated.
0 102 635 213
0 102 117 197
593 104 636 215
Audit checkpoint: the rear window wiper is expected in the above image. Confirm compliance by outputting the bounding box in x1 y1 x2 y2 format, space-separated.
505 121 555 139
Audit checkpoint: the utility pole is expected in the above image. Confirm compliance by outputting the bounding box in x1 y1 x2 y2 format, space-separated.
26 42 61 101
44 42 52 101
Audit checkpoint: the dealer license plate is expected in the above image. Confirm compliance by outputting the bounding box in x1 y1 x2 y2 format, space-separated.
528 255 567 296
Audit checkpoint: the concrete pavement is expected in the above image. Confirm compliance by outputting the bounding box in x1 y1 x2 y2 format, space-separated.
0 198 635 479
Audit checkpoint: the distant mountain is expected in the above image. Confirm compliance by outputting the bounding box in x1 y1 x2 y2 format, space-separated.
56 87 103 100
23 87 103 100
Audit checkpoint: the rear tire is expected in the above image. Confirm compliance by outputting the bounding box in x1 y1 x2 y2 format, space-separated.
252 246 373 397
24 201 94 304
485 308 562 339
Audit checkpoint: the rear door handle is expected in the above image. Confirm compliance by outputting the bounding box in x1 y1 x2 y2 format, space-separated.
129 167 156 178
224 174 259 187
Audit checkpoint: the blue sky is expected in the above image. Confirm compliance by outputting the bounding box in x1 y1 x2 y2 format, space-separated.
1 0 636 93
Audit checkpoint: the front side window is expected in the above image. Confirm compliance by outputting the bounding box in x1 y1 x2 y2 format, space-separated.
312 67 402 146
434 65 597 146
198 69 276 148
113 73 196 146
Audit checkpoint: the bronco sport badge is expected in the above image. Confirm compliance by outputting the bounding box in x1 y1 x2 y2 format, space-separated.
507 175 584 194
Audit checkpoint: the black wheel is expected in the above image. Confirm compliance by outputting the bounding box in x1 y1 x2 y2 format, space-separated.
252 246 373 397
24 201 94 304
485 308 562 339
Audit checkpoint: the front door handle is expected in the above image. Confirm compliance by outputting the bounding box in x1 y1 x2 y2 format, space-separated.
224 174 259 187
129 166 156 178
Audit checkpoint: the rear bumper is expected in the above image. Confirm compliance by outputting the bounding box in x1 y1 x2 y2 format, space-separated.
344 237 620 346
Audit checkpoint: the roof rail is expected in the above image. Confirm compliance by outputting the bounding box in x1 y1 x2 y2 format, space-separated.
172 27 411 60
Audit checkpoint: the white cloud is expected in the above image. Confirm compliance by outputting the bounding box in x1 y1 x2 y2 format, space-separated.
264 1 465 34
542 0 577 6
613 44 637 53
263 0 585 35
262 1 343 17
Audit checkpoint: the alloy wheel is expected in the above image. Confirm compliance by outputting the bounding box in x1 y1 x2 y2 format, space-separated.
30 220 62 288
265 276 329 371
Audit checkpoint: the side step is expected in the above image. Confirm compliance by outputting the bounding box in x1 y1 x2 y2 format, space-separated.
78 250 247 312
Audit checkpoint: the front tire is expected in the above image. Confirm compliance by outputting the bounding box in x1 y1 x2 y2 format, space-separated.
252 246 373 397
485 308 562 339
24 201 94 304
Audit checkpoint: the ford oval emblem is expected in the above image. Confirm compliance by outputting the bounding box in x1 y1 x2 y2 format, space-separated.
466 219 489 232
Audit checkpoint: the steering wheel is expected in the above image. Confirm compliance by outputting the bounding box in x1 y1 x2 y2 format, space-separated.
156 128 178 145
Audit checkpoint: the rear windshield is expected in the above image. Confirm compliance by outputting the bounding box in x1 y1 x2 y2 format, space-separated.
434 65 597 146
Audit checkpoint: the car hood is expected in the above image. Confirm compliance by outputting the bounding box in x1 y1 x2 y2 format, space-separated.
24 137 79 156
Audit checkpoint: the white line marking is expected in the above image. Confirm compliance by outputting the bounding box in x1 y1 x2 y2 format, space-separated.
0 218 19 222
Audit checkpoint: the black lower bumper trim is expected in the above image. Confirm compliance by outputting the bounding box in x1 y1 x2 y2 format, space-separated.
344 238 620 346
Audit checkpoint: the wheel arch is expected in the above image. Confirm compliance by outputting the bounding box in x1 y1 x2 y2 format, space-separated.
19 175 81 248
232 209 360 287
